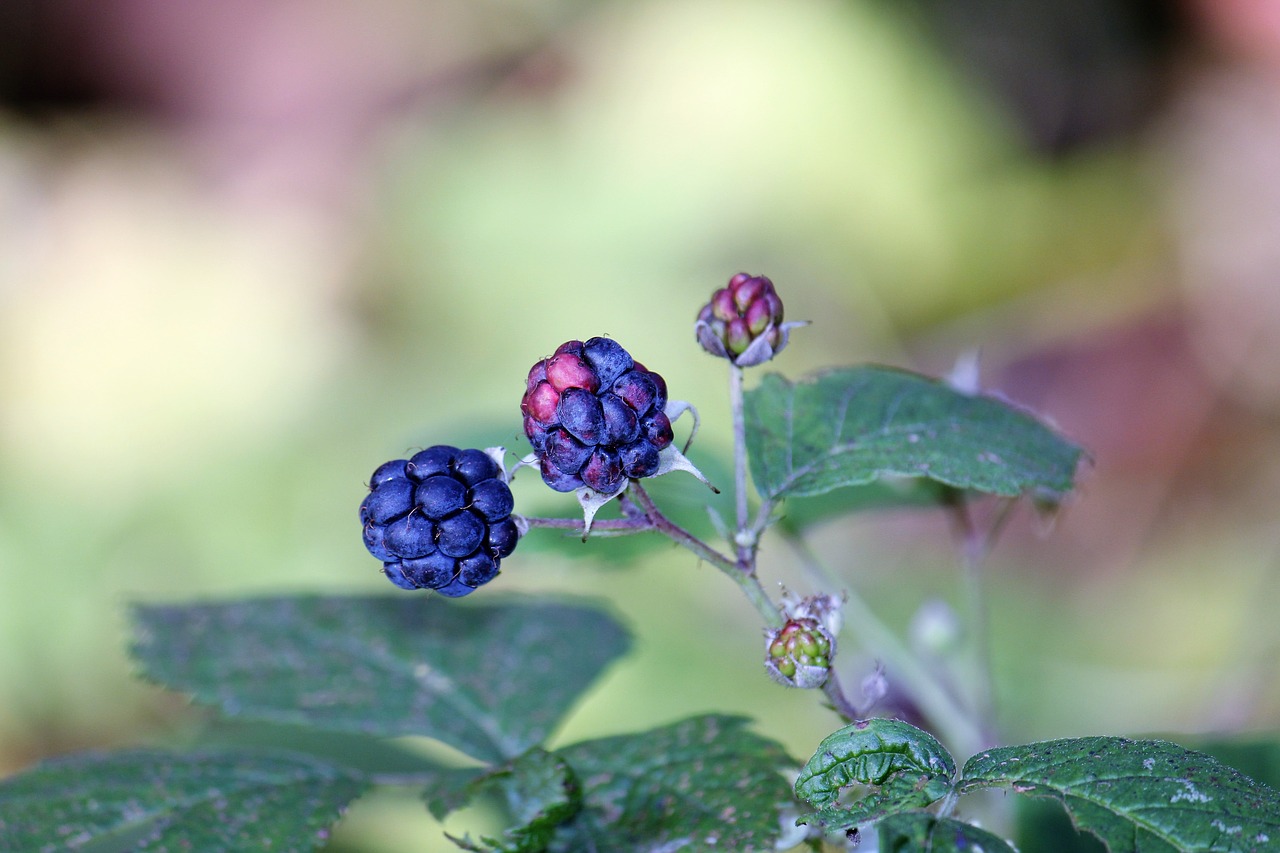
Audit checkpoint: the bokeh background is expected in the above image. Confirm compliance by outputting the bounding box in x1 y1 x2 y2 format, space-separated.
3 0 1280 848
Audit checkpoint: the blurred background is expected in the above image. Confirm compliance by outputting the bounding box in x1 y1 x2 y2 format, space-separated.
3 0 1280 848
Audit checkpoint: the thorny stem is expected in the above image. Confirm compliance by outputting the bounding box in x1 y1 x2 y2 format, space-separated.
627 481 785 630
820 669 864 720
522 515 652 535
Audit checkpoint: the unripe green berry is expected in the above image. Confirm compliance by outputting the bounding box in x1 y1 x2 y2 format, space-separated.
763 617 836 689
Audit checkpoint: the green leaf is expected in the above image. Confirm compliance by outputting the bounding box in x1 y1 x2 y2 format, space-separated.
550 714 797 852
0 748 367 852
877 811 1017 852
960 737 1280 852
797 774 954 834
428 747 582 853
794 719 955 809
131 594 631 764
422 766 490 822
1188 737 1280 794
744 366 1083 505
1015 796 1108 853
775 478 957 533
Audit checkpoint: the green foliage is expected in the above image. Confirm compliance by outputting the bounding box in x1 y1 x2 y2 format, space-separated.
424 714 797 853
788 721 1280 850
877 811 1018 852
548 715 797 853
794 718 956 809
796 775 951 836
1014 797 1108 853
0 748 367 852
744 365 1083 505
960 737 1280 852
6 296 1274 853
131 595 630 764
427 747 582 853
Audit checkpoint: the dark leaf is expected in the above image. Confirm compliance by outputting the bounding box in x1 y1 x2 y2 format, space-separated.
0 748 366 852
794 719 955 809
878 811 1017 852
551 714 798 852
960 737 1280 852
131 594 631 764
744 366 1083 506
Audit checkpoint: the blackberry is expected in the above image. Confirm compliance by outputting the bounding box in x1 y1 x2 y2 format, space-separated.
764 617 835 689
521 337 673 493
359 445 519 596
695 273 797 367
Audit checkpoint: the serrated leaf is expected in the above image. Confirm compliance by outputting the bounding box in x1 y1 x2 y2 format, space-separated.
550 714 797 852
960 737 1280 852
0 748 367 852
422 766 490 822
797 773 955 833
744 366 1083 505
795 719 956 809
1189 737 1280 794
429 748 582 853
877 811 1017 852
131 594 631 764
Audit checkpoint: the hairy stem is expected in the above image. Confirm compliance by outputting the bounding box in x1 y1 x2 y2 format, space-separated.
521 515 653 535
627 481 784 629
820 670 865 721
729 363 751 565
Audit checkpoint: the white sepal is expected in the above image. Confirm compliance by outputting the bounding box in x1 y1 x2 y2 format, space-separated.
946 348 982 396
574 481 629 540
511 451 541 482
653 443 718 493
483 446 513 482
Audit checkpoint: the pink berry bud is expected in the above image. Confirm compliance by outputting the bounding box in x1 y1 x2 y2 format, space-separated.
764 617 835 689
695 273 803 367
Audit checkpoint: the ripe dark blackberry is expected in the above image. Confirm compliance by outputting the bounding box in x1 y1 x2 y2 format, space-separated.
359 445 519 596
521 338 672 493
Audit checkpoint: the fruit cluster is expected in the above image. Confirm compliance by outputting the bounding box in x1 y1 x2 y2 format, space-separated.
521 337 673 494
764 617 834 689
695 272 789 366
359 446 519 597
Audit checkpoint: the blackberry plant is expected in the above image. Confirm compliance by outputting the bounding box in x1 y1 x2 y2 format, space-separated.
3 274 1278 852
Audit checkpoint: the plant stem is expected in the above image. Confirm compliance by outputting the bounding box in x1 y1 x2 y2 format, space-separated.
627 481 784 629
729 363 751 565
821 670 864 720
521 515 653 535
947 495 1016 749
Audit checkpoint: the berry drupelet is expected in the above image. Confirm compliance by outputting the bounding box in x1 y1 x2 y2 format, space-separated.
521 337 673 494
359 446 519 597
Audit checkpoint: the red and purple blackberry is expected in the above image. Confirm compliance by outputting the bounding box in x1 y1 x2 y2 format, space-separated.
695 273 792 367
521 337 673 494
359 446 519 597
